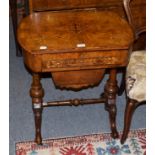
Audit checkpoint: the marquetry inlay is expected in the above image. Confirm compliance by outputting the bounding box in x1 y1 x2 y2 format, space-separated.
43 56 118 69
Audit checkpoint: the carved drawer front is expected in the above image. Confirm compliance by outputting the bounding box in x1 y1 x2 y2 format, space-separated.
42 50 128 72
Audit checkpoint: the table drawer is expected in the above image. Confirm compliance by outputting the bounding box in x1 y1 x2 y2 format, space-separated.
42 50 129 72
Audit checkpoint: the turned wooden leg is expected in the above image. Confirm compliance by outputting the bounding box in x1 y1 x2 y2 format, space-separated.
30 73 44 145
104 69 119 139
121 99 137 144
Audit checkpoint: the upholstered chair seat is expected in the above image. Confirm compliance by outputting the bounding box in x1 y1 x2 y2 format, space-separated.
126 50 146 102
121 49 146 144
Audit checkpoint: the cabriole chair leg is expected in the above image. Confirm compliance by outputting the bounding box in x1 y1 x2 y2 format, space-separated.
121 98 137 144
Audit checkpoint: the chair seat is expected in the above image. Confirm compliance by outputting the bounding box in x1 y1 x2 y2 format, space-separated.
126 50 146 102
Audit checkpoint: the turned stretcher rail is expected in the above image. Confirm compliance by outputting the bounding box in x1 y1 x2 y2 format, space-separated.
42 98 107 107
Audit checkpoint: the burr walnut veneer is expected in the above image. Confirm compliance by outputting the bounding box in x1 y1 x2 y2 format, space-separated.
17 1 134 144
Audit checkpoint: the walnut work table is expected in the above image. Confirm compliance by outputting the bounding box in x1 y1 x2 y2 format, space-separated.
17 9 134 144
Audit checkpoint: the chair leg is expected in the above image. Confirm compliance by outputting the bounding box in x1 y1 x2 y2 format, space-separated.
121 98 137 144
104 69 119 139
30 73 44 145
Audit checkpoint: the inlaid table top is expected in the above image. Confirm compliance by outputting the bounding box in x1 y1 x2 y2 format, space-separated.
17 9 134 74
17 9 134 54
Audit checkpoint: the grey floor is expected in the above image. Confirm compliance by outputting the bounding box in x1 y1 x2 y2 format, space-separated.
9 19 146 155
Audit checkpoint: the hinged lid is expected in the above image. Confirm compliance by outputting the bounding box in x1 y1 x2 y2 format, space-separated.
18 10 134 54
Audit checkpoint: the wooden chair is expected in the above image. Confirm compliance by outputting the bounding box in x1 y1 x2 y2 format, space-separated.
17 0 134 144
121 0 146 144
118 0 146 96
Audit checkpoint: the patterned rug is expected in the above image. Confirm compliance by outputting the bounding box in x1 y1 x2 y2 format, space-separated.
16 129 146 155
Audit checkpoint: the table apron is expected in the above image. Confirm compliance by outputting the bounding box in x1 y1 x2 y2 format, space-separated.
24 50 129 72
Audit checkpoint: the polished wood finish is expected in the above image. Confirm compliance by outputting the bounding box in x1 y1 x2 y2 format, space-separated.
18 10 133 90
123 0 146 50
121 99 137 144
30 74 44 144
29 0 123 12
11 0 145 56
52 69 105 89
9 0 24 56
29 0 145 36
121 0 146 144
104 69 119 138
123 0 146 39
43 98 107 107
18 10 133 72
118 0 146 95
17 0 134 144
